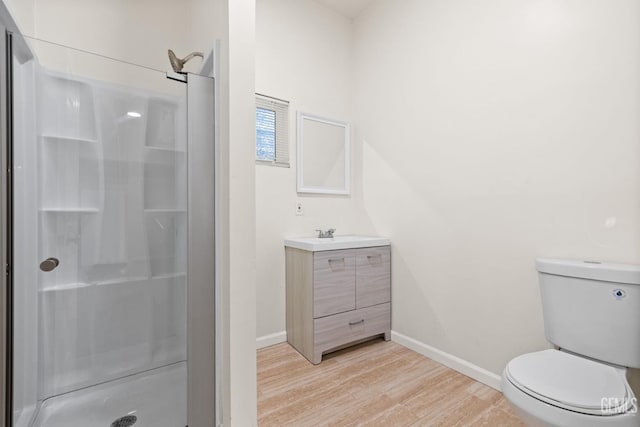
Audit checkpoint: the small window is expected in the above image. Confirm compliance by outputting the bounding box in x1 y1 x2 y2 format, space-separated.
256 94 289 166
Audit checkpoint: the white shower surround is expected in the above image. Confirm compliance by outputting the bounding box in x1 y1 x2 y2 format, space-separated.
13 54 188 427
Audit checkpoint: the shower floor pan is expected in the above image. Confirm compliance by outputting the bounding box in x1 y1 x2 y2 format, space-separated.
32 362 186 427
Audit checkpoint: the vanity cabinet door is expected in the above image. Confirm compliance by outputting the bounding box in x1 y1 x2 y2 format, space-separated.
313 249 356 318
356 246 391 309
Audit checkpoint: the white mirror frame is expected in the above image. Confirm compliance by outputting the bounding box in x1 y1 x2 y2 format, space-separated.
296 112 351 195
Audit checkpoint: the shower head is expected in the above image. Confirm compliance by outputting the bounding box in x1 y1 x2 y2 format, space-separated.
168 49 204 73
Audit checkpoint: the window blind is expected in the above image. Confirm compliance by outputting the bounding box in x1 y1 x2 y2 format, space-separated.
256 94 289 166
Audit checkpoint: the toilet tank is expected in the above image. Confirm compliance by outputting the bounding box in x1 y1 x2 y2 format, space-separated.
536 258 640 369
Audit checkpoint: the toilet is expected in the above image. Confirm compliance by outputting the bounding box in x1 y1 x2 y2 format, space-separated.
502 258 639 427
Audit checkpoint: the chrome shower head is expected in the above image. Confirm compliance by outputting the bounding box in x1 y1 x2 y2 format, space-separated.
168 49 204 73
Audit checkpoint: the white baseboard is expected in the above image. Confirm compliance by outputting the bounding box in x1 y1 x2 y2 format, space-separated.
256 330 502 390
256 331 287 349
391 331 502 391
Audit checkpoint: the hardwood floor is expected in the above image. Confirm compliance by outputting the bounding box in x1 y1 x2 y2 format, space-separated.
257 339 525 426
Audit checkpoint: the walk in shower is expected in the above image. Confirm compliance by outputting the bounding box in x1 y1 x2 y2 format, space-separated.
3 18 217 427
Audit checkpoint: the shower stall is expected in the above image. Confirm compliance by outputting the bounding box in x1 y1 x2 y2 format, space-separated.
1 10 217 427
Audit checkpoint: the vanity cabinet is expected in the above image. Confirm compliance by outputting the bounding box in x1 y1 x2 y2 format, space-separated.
285 242 391 364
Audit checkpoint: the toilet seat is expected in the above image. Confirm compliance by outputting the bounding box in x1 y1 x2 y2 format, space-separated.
504 349 635 416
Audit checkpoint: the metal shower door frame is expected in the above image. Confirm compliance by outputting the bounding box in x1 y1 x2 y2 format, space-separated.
184 72 217 427
0 13 30 423
0 23 10 427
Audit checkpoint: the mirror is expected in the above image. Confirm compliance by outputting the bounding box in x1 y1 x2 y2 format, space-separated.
297 112 350 195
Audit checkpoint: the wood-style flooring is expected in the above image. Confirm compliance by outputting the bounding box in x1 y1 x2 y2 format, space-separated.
257 339 525 426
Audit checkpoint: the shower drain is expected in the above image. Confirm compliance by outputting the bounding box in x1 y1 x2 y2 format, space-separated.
110 415 137 427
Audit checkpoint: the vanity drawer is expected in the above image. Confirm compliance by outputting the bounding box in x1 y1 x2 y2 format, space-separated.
356 246 391 308
313 249 356 318
314 303 390 354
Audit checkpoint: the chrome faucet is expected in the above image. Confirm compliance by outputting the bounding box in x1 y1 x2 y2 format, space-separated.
316 228 336 238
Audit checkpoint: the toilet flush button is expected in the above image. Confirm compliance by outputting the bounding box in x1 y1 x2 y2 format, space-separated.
613 289 626 300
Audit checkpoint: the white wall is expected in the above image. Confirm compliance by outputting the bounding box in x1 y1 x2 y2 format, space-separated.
255 0 374 340
3 0 34 35
226 0 258 423
32 0 210 73
353 0 640 377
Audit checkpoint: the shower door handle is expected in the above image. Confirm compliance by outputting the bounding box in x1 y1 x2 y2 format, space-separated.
39 257 60 272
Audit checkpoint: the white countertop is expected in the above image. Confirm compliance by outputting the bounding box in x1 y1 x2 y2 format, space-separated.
284 235 390 252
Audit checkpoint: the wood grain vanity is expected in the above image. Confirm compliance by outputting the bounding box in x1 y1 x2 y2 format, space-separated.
284 236 391 364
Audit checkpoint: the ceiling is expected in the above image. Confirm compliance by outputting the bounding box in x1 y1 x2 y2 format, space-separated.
314 0 376 19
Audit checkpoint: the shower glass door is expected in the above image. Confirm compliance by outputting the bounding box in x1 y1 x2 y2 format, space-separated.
11 36 196 427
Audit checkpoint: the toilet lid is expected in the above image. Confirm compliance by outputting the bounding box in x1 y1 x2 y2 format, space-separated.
506 350 631 414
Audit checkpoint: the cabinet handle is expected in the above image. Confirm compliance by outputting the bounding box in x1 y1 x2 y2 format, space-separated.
328 258 345 272
349 319 365 326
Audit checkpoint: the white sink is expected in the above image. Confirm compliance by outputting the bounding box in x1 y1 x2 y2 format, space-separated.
284 235 390 252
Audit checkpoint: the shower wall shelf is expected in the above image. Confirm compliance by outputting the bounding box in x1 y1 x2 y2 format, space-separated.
38 275 188 294
39 275 150 293
39 73 97 142
39 208 100 213
144 146 185 154
92 275 151 287
41 135 98 144
152 272 187 280
39 282 94 293
145 98 181 150
144 209 186 213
